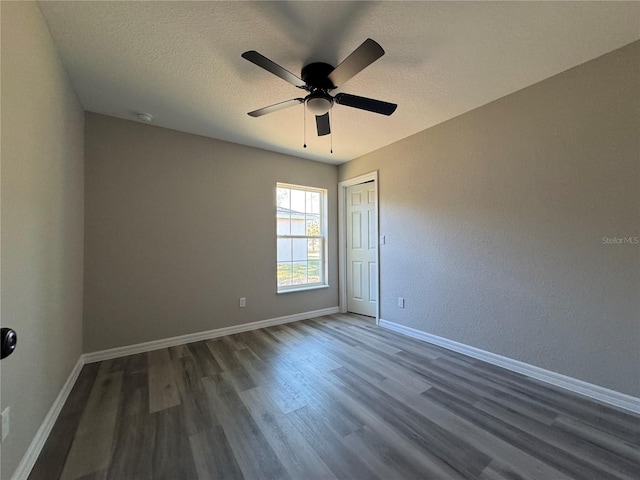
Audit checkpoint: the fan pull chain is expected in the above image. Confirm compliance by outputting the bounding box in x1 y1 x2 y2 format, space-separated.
330 110 333 154
303 105 307 148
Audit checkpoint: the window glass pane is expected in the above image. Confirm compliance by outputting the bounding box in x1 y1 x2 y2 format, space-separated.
277 238 292 262
291 214 306 235
306 215 320 236
291 189 306 214
292 238 308 261
277 262 292 287
308 238 321 260
306 191 320 214
308 260 321 283
277 188 290 210
292 261 308 285
277 216 291 235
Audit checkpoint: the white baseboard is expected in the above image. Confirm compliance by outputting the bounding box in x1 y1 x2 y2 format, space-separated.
83 306 340 363
10 357 85 480
379 319 640 415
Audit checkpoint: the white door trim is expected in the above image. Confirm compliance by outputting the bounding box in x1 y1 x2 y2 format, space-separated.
338 171 379 324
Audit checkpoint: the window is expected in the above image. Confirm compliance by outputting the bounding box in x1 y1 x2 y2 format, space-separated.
276 183 328 292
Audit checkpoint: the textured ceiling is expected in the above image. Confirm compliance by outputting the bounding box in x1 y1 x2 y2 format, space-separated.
38 1 640 164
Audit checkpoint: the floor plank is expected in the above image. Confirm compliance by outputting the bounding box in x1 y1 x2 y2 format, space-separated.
151 406 198 480
28 363 100 480
147 348 181 413
240 386 337 480
59 371 122 480
189 425 244 480
201 375 289 480
106 353 154 480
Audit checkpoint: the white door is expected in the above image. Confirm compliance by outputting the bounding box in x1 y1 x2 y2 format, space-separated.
346 182 377 317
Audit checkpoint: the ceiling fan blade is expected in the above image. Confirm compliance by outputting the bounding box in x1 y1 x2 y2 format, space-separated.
248 98 304 117
242 51 306 88
328 38 385 87
335 93 397 116
316 113 330 136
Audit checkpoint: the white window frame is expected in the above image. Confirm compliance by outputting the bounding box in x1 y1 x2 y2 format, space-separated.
276 182 328 293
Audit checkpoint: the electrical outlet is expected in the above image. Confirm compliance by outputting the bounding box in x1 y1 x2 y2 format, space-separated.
1 407 9 442
239 297 246 308
398 297 405 308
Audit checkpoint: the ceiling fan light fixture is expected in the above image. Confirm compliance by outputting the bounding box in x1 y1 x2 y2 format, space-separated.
306 93 333 115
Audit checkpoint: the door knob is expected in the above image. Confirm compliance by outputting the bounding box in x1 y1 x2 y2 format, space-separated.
1 328 17 359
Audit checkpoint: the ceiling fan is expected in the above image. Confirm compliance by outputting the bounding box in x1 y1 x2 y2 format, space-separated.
242 38 397 138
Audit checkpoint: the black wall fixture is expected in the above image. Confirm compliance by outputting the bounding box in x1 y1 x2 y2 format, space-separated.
1 327 17 359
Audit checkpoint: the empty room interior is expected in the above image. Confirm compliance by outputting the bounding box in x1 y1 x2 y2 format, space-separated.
1 1 639 479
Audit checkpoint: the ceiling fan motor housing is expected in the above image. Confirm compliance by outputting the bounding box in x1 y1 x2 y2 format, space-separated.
301 62 336 91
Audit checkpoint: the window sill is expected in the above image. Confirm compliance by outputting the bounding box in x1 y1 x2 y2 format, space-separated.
277 284 329 294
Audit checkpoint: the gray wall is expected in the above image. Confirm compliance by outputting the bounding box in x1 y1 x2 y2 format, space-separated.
84 113 339 352
339 42 640 397
1 2 85 478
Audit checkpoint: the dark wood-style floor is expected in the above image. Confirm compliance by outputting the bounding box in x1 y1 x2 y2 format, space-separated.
29 314 639 480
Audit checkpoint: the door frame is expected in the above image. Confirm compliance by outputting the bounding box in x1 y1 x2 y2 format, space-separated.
338 171 379 324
